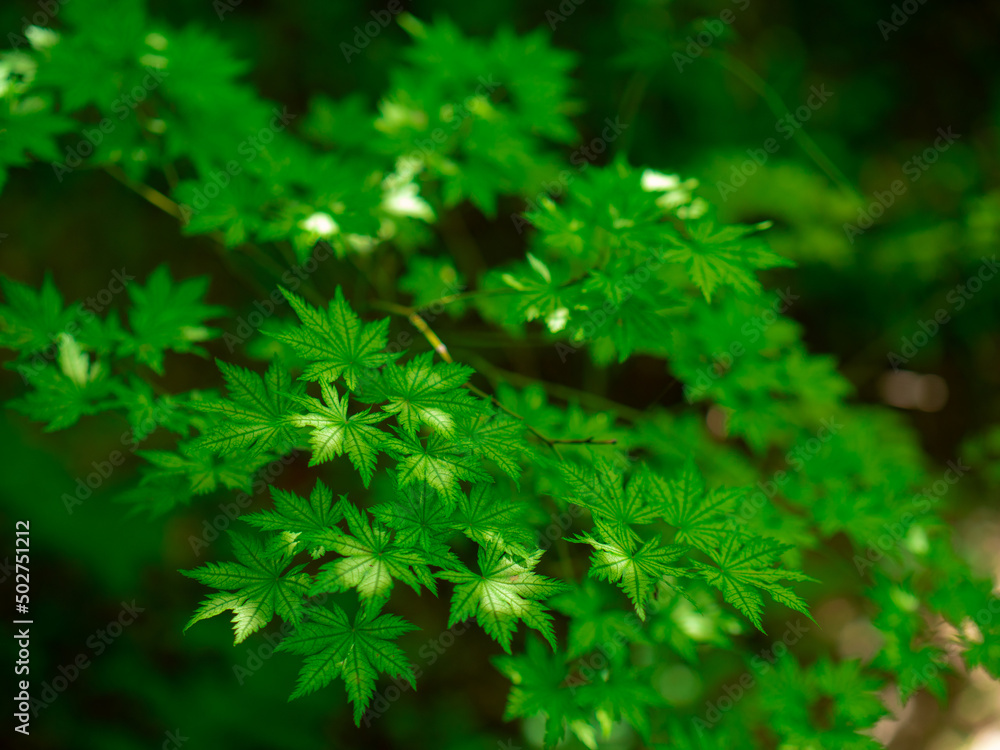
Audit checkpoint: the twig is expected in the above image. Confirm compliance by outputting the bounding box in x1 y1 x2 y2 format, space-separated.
372 300 453 361
104 164 185 220
422 286 518 310
466 355 646 422
549 437 617 445
103 165 332 307
374 300 617 458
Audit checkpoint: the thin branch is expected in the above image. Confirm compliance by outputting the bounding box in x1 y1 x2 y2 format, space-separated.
372 300 453 362
419 286 518 310
465 355 646 422
104 164 185 220
374 300 618 458
548 437 617 445
104 165 332 308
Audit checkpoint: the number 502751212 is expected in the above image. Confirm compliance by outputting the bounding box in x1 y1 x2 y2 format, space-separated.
15 521 29 616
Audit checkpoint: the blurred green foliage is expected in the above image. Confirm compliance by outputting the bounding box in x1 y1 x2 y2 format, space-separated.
1 0 999 748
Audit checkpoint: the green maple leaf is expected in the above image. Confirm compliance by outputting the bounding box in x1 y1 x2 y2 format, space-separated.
174 177 281 247
115 377 191 441
493 638 585 748
398 257 467 312
243 481 344 554
191 360 303 456
935 580 1000 680
557 461 658 537
584 283 679 364
382 18 576 216
437 538 567 653
870 576 950 703
691 534 815 632
153 25 275 175
119 265 225 374
455 482 534 553
661 718 749 749
551 580 648 658
648 460 741 553
661 219 793 301
0 273 81 355
288 380 387 486
383 429 492 510
116 475 194 518
757 656 887 749
34 0 149 110
454 413 527 482
266 286 393 388
138 441 264 495
573 663 662 743
373 352 484 436
311 504 437 610
521 162 665 264
183 531 310 644
277 603 417 724
7 333 118 431
487 253 573 332
0 100 76 179
370 484 460 560
813 659 889 738
570 521 686 621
